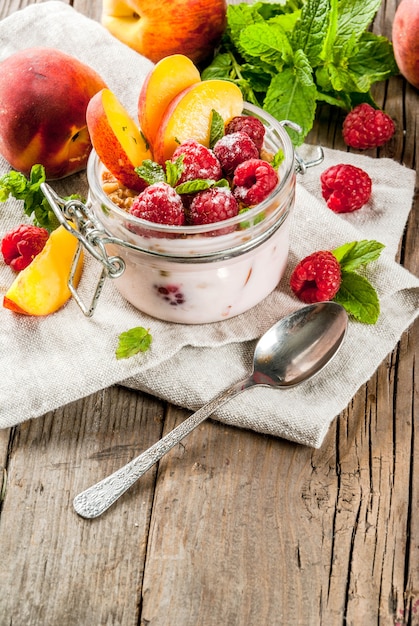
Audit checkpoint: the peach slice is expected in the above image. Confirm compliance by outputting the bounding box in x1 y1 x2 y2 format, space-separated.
153 79 244 164
86 88 152 191
3 225 83 316
138 54 201 147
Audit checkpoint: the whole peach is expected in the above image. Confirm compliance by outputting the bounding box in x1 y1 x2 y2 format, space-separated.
392 0 419 89
0 47 107 179
101 0 227 64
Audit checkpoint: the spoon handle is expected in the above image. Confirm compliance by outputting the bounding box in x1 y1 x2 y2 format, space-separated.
73 377 253 519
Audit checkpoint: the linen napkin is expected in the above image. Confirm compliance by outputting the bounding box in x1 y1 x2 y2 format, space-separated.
0 2 418 447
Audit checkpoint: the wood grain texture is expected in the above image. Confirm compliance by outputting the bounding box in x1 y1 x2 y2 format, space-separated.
0 1 417 625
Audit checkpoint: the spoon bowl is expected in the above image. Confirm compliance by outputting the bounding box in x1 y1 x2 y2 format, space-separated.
74 301 348 519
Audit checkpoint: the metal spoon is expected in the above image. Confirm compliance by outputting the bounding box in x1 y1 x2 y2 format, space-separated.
74 301 348 519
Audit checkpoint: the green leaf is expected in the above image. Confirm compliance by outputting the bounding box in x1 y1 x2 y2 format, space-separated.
209 109 225 149
116 327 152 360
293 0 331 66
175 179 214 194
201 53 232 81
334 270 380 324
263 54 317 145
165 156 184 187
0 164 59 231
240 22 293 67
135 160 166 185
335 0 381 51
346 33 399 85
332 240 385 271
272 149 285 169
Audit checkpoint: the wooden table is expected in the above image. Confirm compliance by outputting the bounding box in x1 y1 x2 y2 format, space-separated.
0 1 417 624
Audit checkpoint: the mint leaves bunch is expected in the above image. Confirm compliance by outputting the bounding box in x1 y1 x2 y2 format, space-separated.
202 0 398 145
0 164 60 231
0 164 83 231
332 239 384 324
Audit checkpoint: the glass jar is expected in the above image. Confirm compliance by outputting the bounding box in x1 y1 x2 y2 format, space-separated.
43 104 322 324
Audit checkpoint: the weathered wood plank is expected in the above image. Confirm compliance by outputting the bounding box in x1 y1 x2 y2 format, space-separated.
0 387 165 625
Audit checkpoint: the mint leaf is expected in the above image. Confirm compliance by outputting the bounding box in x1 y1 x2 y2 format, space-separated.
333 240 385 271
116 327 152 359
176 179 218 194
209 109 225 148
201 53 232 81
334 271 380 324
240 22 293 67
293 0 330 66
335 0 381 51
346 33 399 86
272 149 285 169
263 53 317 145
165 156 184 187
135 160 166 185
227 2 265 55
214 179 230 188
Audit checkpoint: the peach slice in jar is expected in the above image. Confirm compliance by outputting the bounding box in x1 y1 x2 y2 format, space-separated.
138 54 201 147
153 79 244 164
86 88 152 192
3 224 83 316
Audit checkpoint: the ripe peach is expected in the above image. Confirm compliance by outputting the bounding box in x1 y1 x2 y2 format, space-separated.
138 55 201 147
153 80 244 164
392 0 419 89
101 0 226 64
0 47 107 179
3 225 83 316
86 88 153 192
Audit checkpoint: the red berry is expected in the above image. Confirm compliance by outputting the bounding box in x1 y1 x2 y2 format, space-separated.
320 163 372 213
213 131 259 177
1 224 49 271
290 250 341 304
225 115 265 151
233 159 279 206
130 182 185 226
172 140 222 184
188 187 239 232
342 103 395 150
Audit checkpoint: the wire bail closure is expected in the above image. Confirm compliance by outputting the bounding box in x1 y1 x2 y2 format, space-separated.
41 182 126 317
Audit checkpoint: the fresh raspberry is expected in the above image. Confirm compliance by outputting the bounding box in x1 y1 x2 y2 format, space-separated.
172 140 222 184
130 182 185 225
213 131 259 177
232 159 279 206
342 103 395 150
1 224 49 271
290 250 341 304
188 187 239 232
225 115 266 151
320 163 372 213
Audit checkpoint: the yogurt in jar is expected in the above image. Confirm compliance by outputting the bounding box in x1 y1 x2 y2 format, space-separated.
86 104 296 324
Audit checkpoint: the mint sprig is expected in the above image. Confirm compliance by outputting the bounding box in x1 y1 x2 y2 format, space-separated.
0 164 83 231
116 326 152 359
201 0 398 145
332 239 384 324
209 109 225 148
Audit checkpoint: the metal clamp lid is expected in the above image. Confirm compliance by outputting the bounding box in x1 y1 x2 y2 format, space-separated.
41 182 126 317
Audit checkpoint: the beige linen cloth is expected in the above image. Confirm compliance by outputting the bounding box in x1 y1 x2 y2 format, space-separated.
0 2 418 447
